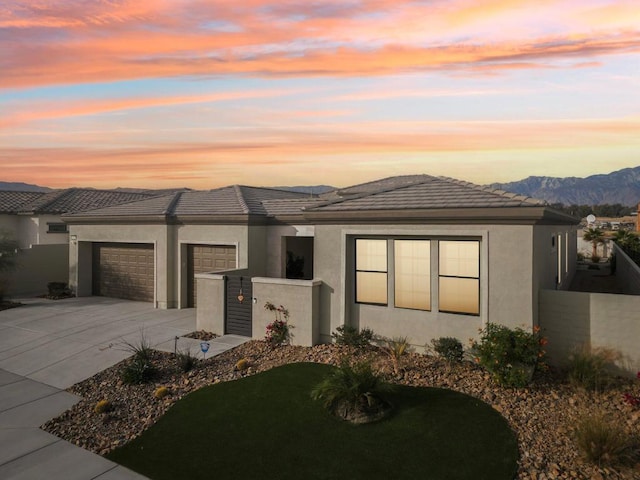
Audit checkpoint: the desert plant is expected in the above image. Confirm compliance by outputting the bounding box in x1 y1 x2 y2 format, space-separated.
120 332 157 384
47 281 71 297
567 345 620 392
264 302 292 347
574 412 636 467
331 325 374 348
176 349 198 373
379 336 410 374
590 254 601 264
154 386 170 399
471 323 546 388
431 337 464 363
235 358 250 371
311 359 393 423
583 227 605 259
94 399 112 414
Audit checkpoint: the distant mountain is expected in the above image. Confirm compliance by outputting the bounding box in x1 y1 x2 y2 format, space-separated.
0 181 51 192
274 185 335 195
490 166 640 206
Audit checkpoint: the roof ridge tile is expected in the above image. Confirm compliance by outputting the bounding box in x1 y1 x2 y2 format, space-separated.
233 185 251 214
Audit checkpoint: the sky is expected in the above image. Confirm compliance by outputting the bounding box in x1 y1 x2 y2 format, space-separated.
1 0 639 190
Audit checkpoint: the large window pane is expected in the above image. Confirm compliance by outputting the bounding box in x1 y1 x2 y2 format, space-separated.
439 241 479 277
439 277 479 315
355 239 387 305
395 240 430 310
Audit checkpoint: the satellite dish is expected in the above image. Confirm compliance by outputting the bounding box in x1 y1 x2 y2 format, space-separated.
587 214 596 224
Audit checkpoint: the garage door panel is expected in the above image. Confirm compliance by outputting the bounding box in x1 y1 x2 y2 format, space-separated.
93 243 154 302
187 245 236 308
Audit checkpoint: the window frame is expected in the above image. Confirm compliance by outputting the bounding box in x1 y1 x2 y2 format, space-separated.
437 239 480 316
47 223 68 234
354 238 388 306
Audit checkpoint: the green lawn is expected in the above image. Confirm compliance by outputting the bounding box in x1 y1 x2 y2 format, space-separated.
107 363 518 480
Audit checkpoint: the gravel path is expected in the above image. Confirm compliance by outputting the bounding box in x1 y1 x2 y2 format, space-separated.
42 341 640 480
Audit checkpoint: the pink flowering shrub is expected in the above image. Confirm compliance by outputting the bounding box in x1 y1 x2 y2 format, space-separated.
264 302 291 348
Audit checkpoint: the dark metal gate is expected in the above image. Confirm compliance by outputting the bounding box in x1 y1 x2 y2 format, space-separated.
225 276 252 336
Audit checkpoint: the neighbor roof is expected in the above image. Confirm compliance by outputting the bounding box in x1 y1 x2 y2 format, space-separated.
18 188 158 214
64 186 314 220
0 191 47 213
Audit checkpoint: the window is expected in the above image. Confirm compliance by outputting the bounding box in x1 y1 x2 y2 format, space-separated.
355 239 387 305
438 240 480 315
47 223 68 233
394 240 430 310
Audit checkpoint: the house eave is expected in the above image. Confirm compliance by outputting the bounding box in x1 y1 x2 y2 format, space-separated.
302 207 580 225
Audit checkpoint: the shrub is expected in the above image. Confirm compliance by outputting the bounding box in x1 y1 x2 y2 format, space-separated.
471 323 545 388
176 349 198 373
591 255 601 264
574 412 636 466
623 372 640 407
235 358 250 371
431 337 464 363
379 336 410 374
47 281 70 297
567 345 619 392
311 359 393 422
264 302 292 347
94 399 112 414
331 325 374 348
120 332 158 384
154 386 170 399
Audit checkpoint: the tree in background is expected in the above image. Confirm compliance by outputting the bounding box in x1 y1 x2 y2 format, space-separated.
583 227 605 259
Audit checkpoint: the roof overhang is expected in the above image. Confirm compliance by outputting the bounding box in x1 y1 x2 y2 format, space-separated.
303 206 580 225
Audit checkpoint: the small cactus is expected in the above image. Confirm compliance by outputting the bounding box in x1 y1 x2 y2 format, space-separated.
235 358 250 371
154 386 170 399
94 399 112 414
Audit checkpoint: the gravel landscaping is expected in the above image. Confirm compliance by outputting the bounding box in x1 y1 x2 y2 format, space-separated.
42 341 640 480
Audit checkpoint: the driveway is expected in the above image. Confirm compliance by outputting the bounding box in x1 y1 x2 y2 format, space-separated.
0 296 244 480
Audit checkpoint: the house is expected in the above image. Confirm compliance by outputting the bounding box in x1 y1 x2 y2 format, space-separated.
63 175 579 349
0 188 160 296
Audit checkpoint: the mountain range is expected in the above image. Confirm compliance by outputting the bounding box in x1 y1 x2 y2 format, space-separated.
489 166 640 206
2 166 639 206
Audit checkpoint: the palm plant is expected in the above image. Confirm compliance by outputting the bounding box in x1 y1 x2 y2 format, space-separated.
583 227 605 259
613 230 639 249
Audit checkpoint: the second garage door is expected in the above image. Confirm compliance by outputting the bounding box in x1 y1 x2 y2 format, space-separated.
187 245 237 307
92 243 155 302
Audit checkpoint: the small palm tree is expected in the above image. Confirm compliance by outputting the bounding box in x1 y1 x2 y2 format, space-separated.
583 227 605 259
613 230 638 249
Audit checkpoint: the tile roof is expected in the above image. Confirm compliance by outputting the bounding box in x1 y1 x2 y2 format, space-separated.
261 198 324 216
18 188 158 214
65 186 313 218
0 191 47 213
306 175 547 212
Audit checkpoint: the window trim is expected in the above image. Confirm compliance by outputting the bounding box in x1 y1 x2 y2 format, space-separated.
437 239 480 316
354 238 388 306
47 223 68 234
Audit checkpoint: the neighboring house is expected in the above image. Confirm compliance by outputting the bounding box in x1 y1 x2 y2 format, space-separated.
63 175 579 350
0 188 159 296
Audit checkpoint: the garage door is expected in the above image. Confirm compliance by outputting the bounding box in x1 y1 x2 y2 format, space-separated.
187 245 237 307
92 243 154 302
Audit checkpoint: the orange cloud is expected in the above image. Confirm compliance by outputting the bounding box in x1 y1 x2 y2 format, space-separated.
2 1 640 88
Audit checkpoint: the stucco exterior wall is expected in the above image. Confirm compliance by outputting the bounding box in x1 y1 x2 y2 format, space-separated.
313 224 536 346
68 224 170 307
2 244 68 296
195 273 226 334
540 289 640 376
0 215 19 239
613 243 640 295
251 277 322 346
33 215 68 246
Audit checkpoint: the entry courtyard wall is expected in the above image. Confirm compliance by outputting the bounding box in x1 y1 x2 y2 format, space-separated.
539 289 640 376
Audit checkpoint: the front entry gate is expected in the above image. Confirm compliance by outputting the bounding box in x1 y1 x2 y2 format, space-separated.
225 276 252 337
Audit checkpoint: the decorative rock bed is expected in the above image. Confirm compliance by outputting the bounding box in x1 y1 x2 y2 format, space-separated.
42 341 640 480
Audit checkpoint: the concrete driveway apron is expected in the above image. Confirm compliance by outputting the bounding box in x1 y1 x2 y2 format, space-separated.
0 296 198 480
